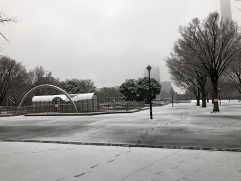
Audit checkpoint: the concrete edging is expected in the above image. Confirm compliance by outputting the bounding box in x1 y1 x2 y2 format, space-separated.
2 139 241 152
24 108 149 116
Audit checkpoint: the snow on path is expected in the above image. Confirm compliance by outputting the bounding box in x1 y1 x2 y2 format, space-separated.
1 142 241 181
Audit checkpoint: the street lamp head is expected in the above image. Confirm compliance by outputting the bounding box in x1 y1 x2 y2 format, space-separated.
146 65 152 71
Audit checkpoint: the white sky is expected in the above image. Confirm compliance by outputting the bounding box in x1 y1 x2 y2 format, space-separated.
1 0 241 91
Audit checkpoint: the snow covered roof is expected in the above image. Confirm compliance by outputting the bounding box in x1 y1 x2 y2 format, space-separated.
32 95 69 102
32 93 96 102
70 93 96 101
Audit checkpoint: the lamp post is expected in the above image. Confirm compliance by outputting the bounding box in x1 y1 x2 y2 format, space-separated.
171 87 174 107
146 65 153 119
176 92 178 104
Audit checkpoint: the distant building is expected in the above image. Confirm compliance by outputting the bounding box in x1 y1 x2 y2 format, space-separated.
220 0 232 20
144 66 160 83
160 81 171 93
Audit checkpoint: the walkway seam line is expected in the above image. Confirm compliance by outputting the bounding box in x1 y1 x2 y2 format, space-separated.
118 149 182 181
1 140 241 152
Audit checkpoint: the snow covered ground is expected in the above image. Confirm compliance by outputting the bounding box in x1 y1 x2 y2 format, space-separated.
1 100 241 180
1 142 241 181
1 100 241 149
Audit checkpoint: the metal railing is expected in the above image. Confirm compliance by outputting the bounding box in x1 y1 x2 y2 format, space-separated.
0 99 145 115
0 106 17 116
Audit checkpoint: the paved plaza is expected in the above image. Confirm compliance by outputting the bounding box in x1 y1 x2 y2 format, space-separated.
1 100 241 181
1 100 241 149
1 142 241 181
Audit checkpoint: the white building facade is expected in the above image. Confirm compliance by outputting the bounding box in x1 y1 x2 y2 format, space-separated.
144 66 160 83
32 93 98 112
220 0 232 20
160 81 172 93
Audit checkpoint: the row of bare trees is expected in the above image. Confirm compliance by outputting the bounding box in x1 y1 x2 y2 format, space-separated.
166 12 241 112
0 56 97 106
0 56 59 106
0 12 119 107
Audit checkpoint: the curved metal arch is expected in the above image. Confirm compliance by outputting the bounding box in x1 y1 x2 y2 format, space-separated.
16 84 78 114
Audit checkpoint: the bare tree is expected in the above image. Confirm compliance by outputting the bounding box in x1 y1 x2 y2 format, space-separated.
0 56 27 106
78 79 96 93
27 66 56 96
71 79 96 93
223 49 241 93
0 12 17 42
96 87 120 100
166 56 202 106
6 77 28 106
175 12 241 112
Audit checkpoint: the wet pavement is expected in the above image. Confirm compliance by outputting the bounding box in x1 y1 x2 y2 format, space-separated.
1 142 241 181
1 101 241 181
1 101 241 149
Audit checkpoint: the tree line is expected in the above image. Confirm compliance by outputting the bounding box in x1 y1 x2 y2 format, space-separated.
0 12 124 106
0 56 98 106
166 12 241 112
0 55 124 107
0 55 161 106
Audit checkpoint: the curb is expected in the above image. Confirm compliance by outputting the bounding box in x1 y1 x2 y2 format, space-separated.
24 108 149 116
0 115 14 117
2 139 241 152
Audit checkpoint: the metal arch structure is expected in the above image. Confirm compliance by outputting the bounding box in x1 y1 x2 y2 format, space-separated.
16 84 78 114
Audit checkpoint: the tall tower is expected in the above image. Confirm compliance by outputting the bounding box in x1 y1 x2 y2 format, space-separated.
220 0 232 20
144 66 160 83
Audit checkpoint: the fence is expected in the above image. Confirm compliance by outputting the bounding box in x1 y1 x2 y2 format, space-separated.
0 106 17 116
0 98 145 115
98 99 145 111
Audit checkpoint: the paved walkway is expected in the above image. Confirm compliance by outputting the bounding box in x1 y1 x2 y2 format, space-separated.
1 100 241 149
1 142 241 181
1 101 241 180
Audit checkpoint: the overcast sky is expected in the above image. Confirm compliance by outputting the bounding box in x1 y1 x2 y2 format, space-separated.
1 0 241 91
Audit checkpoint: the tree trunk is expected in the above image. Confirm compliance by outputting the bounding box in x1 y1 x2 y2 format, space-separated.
212 80 219 112
211 93 214 104
197 76 207 107
0 97 4 106
196 89 200 106
201 88 206 107
207 91 209 103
